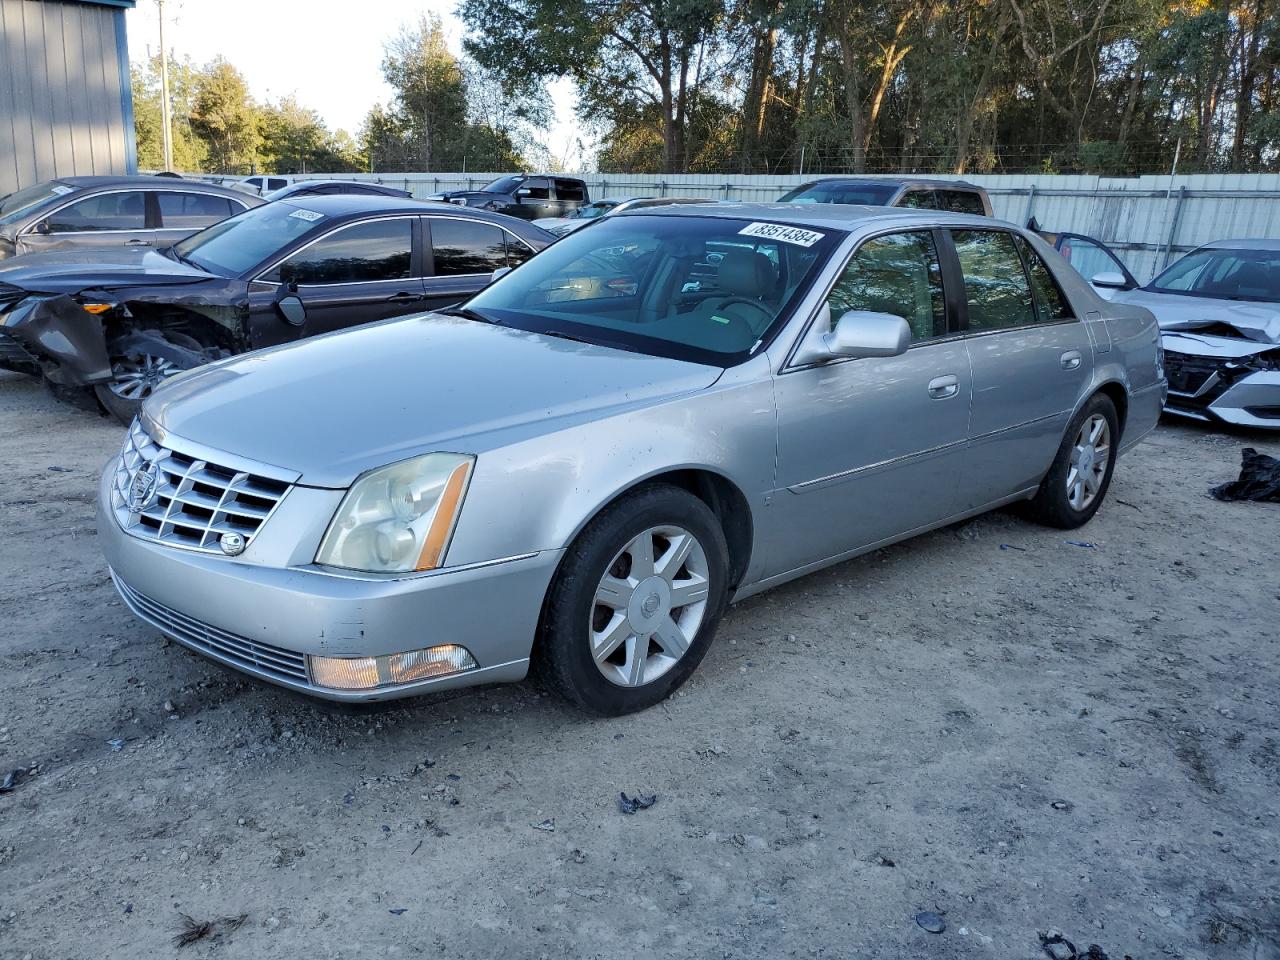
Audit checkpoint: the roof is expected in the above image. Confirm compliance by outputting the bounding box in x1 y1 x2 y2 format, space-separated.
64 0 136 7
1200 238 1280 251
795 176 985 190
55 175 235 191
618 201 999 231
272 195 554 238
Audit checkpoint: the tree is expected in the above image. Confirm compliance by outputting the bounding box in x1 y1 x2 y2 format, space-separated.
189 58 261 173
381 16 469 170
460 0 730 172
131 54 204 171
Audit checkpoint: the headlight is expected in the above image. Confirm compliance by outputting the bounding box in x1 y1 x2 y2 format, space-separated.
316 453 474 573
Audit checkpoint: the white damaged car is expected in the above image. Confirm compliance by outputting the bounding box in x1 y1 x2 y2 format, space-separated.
1113 239 1280 428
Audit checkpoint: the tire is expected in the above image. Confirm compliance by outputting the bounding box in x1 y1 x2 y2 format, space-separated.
93 351 186 424
1022 393 1119 529
537 483 730 715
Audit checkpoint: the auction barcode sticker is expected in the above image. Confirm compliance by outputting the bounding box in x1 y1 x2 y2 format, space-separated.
289 208 325 222
738 222 825 247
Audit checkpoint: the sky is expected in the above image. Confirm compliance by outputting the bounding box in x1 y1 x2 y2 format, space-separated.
124 0 584 169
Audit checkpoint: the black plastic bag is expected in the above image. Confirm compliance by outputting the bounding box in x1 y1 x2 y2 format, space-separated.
1211 448 1280 503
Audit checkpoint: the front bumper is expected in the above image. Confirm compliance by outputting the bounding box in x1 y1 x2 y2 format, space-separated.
1163 350 1280 429
98 459 562 701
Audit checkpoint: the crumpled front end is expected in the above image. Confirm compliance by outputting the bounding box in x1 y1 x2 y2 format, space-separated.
0 287 114 383
1162 334 1280 428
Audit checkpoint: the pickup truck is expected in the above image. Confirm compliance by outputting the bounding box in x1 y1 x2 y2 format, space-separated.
426 175 590 221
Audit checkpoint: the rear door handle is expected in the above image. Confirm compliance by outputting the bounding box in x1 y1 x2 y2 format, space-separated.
1061 350 1083 370
386 292 423 303
125 239 153 246
927 374 960 399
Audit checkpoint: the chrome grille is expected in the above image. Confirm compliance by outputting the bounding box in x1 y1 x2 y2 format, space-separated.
113 574 309 683
111 420 291 554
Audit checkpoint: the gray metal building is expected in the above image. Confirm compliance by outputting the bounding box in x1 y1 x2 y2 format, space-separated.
0 0 137 197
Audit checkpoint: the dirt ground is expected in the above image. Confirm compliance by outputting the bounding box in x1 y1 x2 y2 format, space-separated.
0 368 1277 960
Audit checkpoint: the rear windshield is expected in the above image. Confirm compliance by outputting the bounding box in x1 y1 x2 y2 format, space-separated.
466 214 842 366
778 181 896 206
1148 247 1280 303
173 201 328 276
0 181 73 225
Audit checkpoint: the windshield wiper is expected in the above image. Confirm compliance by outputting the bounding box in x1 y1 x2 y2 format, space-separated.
439 305 502 325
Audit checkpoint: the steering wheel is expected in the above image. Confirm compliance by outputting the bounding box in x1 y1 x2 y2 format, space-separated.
710 296 774 331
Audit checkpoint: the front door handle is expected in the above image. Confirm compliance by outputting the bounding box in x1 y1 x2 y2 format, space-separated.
927 374 960 399
125 239 153 246
386 292 423 303
1061 350 1083 370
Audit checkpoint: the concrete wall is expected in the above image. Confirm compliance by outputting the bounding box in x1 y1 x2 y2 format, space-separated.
237 171 1280 282
0 0 136 196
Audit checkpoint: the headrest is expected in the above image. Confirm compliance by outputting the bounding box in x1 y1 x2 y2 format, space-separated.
717 249 776 298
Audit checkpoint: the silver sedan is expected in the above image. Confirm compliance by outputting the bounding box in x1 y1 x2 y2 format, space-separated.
98 204 1165 714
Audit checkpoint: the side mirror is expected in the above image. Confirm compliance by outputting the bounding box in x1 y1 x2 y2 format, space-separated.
275 287 306 326
490 266 512 283
34 220 51 235
1091 271 1130 289
514 188 531 198
792 307 911 365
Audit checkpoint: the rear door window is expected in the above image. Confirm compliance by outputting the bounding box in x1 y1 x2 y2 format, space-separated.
46 191 148 232
1014 236 1073 322
430 218 508 275
897 190 939 210
157 192 236 230
554 179 586 203
265 218 413 285
938 191 986 216
951 230 1038 331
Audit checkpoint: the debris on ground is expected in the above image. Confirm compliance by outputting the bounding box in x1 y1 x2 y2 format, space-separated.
532 818 555 832
388 908 407 916
0 769 26 794
915 911 946 933
874 854 896 867
1211 447 1280 502
618 792 657 814
1050 799 1074 811
999 543 1027 551
107 739 125 752
1065 540 1096 549
172 913 248 948
1038 930 1112 960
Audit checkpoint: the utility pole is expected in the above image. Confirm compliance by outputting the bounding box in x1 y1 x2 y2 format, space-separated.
157 0 174 171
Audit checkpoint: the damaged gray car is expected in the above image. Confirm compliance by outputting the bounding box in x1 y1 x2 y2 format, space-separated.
1112 239 1280 428
0 194 552 421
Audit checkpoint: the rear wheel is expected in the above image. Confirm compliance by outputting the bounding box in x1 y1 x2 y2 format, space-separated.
537 484 729 715
1023 393 1119 529
93 352 183 424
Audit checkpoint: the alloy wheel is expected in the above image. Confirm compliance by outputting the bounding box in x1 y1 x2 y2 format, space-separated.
107 354 181 401
589 524 711 687
1065 413 1110 511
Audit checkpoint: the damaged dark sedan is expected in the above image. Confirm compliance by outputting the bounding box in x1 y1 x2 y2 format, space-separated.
0 195 553 421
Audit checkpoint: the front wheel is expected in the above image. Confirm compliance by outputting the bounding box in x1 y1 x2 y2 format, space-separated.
93 351 184 424
1023 393 1119 529
537 484 730 715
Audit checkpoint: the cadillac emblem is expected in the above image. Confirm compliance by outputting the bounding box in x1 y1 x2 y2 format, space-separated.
126 460 160 513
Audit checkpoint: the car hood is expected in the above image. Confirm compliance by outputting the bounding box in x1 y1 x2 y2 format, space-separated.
1115 288 1280 344
1161 330 1279 359
0 247 215 294
145 313 723 488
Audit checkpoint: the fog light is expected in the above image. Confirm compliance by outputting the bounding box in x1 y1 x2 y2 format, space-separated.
309 645 478 690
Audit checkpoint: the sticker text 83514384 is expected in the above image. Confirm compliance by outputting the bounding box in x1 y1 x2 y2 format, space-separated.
737 222 825 247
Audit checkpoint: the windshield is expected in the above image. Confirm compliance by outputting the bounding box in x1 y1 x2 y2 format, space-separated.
1148 247 1280 302
570 201 617 221
778 181 897 206
482 175 525 194
0 181 73 225
466 214 841 365
173 201 329 276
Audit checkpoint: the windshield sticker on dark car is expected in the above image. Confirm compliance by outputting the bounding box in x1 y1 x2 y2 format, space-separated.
50 185 74 196
738 222 824 247
288 208 325 222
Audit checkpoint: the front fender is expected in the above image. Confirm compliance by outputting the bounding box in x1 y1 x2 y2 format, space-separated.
444 355 777 584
